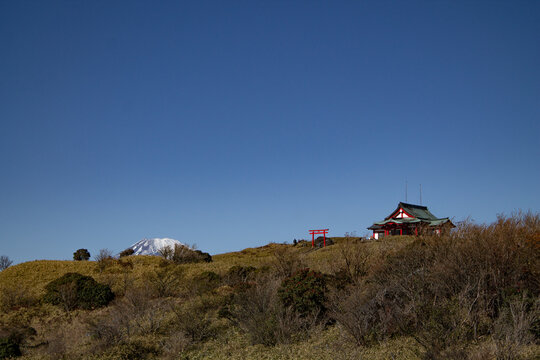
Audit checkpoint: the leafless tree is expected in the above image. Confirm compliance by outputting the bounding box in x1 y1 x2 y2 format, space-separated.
158 245 174 260
95 249 114 273
159 244 211 264
272 246 305 278
95 248 113 261
87 286 170 348
143 267 182 298
0 255 13 271
58 282 78 313
335 237 370 284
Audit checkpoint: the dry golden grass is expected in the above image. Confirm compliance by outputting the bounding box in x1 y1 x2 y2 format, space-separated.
1 221 538 360
0 238 411 299
182 326 423 360
0 260 98 298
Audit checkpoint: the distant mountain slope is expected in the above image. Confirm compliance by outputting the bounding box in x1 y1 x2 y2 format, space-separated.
128 238 186 256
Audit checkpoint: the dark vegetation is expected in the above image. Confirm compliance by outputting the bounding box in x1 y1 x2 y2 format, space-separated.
329 214 540 359
43 272 114 311
0 256 12 271
73 249 90 261
158 244 212 264
0 337 21 359
119 248 135 257
0 213 538 359
278 268 327 317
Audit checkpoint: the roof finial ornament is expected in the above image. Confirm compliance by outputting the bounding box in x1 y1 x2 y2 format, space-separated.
419 184 422 205
405 180 408 202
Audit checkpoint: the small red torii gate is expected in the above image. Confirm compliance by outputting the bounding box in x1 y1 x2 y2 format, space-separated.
309 229 329 248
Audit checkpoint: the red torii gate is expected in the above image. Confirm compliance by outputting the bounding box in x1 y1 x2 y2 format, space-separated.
309 229 329 248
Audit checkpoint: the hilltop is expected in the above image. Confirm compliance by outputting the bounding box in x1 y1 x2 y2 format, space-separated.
0 237 373 299
0 214 539 360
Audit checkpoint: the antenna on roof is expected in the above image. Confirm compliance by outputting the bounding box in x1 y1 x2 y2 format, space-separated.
419 184 422 205
405 180 408 202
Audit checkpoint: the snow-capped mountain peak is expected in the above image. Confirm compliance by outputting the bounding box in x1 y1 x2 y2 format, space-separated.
128 238 186 256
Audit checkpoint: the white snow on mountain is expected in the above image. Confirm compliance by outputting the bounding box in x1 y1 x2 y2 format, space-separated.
128 238 187 256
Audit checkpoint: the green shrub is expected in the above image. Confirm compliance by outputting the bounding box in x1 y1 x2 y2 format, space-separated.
119 248 134 258
191 271 221 295
226 265 256 285
0 337 21 359
43 272 114 310
278 268 327 316
160 244 212 264
73 249 90 261
194 249 212 263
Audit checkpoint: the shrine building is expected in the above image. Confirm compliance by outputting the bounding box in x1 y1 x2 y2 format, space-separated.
368 202 454 239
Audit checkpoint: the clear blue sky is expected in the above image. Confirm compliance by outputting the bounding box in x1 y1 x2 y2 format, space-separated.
1 1 539 264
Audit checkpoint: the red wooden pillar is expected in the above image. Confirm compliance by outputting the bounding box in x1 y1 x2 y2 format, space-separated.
309 229 329 248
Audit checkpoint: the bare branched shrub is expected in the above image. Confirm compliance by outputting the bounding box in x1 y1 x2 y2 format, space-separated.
328 212 540 358
95 248 114 273
172 244 195 263
225 265 256 286
57 282 78 313
160 331 191 360
228 276 320 346
466 342 496 360
95 248 114 260
493 294 539 359
87 286 170 349
171 301 217 343
329 285 400 346
37 318 88 359
334 237 371 285
0 285 36 312
159 244 212 264
414 299 473 359
272 246 305 278
121 287 170 336
0 255 13 271
143 267 183 298
158 245 174 260
42 325 68 359
114 273 135 298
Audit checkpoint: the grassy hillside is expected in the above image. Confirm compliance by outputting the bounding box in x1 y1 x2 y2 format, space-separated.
0 215 538 360
0 237 397 298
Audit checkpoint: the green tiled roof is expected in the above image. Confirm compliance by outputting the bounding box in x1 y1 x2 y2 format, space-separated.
387 202 437 221
427 218 452 226
368 202 454 230
374 218 421 225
